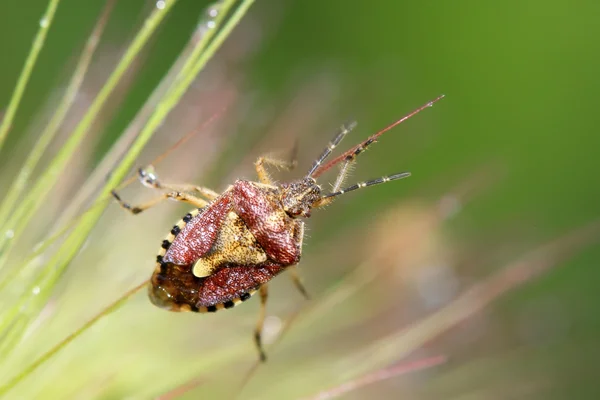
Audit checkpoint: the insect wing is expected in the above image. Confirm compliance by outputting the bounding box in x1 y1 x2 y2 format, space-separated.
194 263 285 307
163 195 232 265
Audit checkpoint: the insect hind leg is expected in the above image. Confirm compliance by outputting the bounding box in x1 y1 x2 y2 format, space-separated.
254 284 269 362
289 266 310 300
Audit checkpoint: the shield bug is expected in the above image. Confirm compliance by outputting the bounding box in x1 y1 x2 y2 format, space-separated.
112 95 444 361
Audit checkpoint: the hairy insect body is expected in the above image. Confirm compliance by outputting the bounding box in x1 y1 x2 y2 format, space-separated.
150 180 305 313
113 96 442 360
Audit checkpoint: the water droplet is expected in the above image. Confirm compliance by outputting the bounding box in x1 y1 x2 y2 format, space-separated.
156 0 166 10
39 17 49 28
32 286 41 295
5 230 14 239
196 1 223 33
206 2 222 18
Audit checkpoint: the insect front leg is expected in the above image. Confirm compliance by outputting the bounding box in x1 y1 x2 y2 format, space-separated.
112 191 208 215
254 284 269 362
313 159 355 208
138 167 219 201
254 143 298 185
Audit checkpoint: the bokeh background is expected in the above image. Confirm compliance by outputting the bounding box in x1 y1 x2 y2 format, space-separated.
1 0 599 399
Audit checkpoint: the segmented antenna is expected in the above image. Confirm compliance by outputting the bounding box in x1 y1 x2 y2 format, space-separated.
322 172 411 199
312 95 445 178
307 121 357 177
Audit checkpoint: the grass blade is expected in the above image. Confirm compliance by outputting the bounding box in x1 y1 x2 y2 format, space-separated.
0 0 256 393
0 0 61 150
0 0 117 284
0 0 179 276
0 0 180 354
302 355 448 400
0 280 148 396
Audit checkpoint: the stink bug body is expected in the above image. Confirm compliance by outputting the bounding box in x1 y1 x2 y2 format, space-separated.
112 95 444 360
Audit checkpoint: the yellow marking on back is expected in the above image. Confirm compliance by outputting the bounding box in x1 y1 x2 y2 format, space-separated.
192 212 266 278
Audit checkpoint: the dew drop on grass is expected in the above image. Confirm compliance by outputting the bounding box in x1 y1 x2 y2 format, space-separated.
32 286 40 295
156 0 166 10
197 0 223 33
206 1 222 19
39 17 49 28
5 230 14 239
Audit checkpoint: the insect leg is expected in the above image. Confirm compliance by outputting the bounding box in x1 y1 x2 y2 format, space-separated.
289 266 310 300
111 190 208 215
254 143 298 185
138 167 219 200
254 284 269 362
312 159 356 208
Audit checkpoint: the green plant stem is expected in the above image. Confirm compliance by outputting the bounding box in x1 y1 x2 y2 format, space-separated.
0 0 179 350
0 0 255 389
0 280 148 397
0 0 178 276
0 0 116 240
49 0 238 231
0 0 61 151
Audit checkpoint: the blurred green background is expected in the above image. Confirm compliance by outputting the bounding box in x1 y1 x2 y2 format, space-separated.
1 0 599 399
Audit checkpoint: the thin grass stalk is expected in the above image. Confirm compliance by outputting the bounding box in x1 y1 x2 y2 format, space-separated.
293 220 600 398
0 109 224 388
161 0 255 126
0 12 235 292
0 108 224 296
0 0 179 356
0 280 148 396
49 0 238 232
0 16 229 294
0 0 179 276
0 1 117 295
46 0 256 275
49 22 224 231
302 355 448 400
230 219 599 398
0 0 61 150
0 0 255 390
0 0 117 237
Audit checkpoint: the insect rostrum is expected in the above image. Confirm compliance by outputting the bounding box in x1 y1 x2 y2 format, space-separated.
112 95 444 361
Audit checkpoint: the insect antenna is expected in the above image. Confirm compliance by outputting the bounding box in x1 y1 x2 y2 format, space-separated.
311 94 445 179
306 121 357 177
321 172 411 199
